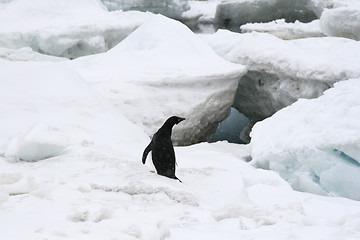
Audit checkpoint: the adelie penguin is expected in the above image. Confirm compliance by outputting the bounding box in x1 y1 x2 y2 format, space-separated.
142 116 185 182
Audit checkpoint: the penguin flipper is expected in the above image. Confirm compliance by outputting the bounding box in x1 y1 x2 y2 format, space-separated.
142 142 152 164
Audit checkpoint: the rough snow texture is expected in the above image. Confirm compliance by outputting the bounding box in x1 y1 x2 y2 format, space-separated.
0 0 153 59
101 0 190 19
1 142 360 239
320 7 360 41
241 19 325 39
251 78 360 200
202 30 360 142
214 0 318 32
0 60 148 162
70 15 247 146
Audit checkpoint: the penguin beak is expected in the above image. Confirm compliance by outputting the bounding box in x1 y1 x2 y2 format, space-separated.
177 117 185 124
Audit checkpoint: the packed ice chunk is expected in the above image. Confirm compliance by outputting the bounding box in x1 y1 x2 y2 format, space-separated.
320 7 360 41
182 0 219 33
214 0 318 32
70 15 247 145
241 19 325 39
101 0 190 19
0 47 68 62
251 78 360 200
0 59 148 161
5 124 67 162
201 30 360 142
0 0 153 59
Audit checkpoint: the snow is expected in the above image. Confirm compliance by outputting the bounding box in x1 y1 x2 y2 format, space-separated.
0 59 149 161
0 47 68 62
69 15 247 145
241 19 325 39
1 142 360 239
0 0 154 59
182 0 219 33
251 78 360 200
1 0 360 239
101 0 190 20
201 30 360 141
320 7 360 41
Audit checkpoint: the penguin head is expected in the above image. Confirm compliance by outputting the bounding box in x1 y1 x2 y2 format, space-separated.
166 116 185 126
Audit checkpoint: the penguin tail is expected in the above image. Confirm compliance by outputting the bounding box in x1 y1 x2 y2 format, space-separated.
175 176 182 183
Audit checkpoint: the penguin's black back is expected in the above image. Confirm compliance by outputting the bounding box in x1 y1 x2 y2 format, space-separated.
151 129 176 178
142 116 185 182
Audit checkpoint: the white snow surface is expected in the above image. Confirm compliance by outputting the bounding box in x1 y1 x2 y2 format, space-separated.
1 141 360 240
0 59 149 162
184 0 219 21
320 7 360 41
202 30 360 82
0 0 153 59
241 19 325 40
251 78 360 200
69 15 247 145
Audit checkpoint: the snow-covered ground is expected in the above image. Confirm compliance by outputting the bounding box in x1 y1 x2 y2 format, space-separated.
1 0 360 239
2 142 360 240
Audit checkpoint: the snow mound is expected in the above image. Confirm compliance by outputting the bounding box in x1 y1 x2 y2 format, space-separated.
202 30 360 142
101 0 190 19
0 0 153 59
214 0 318 32
0 60 148 161
251 78 360 200
320 7 360 41
241 19 325 40
70 15 247 145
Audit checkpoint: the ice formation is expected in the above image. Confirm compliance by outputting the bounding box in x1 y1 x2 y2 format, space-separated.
320 7 360 41
214 0 318 32
0 0 153 59
182 0 219 33
0 59 148 161
202 30 360 141
251 78 360 200
212 108 249 144
0 47 68 62
101 0 190 19
70 15 247 145
241 19 325 39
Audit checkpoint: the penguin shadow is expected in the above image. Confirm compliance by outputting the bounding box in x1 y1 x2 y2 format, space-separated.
142 116 185 183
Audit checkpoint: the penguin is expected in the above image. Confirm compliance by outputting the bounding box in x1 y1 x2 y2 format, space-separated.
142 116 185 182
